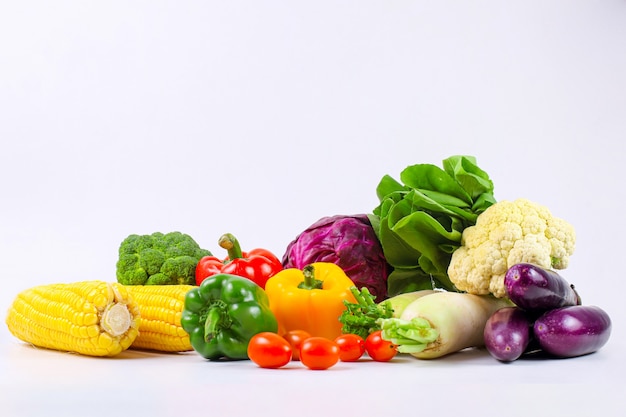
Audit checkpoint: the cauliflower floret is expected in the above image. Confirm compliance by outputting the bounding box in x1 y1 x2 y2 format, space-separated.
447 198 576 298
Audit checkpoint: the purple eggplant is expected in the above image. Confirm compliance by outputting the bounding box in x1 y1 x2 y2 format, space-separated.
533 305 612 358
504 263 581 312
484 307 533 362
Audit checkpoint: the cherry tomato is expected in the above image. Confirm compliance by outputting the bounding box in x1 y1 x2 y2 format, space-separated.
365 330 397 362
299 337 340 370
247 332 292 369
282 330 312 361
334 334 366 362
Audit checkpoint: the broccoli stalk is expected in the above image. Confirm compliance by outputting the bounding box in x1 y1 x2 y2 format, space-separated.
339 286 394 339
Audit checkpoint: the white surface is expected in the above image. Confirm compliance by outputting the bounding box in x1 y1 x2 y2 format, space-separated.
1 1 625 416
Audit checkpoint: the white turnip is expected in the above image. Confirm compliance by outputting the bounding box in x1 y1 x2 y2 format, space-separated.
379 291 512 359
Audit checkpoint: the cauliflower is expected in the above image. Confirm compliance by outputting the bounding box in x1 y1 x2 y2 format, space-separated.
447 198 576 298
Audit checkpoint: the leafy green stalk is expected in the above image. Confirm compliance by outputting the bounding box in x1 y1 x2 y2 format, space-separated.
339 286 393 339
379 317 439 354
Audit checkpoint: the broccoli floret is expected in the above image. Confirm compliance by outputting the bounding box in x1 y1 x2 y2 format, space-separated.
138 248 166 275
119 234 153 256
149 256 198 285
116 253 148 285
116 231 211 285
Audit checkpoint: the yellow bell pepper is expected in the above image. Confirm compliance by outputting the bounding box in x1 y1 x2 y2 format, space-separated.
264 262 358 340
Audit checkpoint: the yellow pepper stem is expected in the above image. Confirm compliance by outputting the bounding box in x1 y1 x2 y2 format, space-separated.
297 265 324 290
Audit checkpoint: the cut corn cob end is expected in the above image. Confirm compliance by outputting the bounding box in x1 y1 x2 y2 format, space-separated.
5 281 141 357
125 285 195 352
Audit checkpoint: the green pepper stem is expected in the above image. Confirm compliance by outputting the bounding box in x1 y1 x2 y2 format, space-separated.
204 300 231 343
297 265 324 290
218 233 244 260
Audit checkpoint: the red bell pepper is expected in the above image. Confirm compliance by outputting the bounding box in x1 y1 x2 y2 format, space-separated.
195 233 283 288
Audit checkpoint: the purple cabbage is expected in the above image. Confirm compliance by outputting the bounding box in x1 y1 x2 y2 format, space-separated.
282 214 391 300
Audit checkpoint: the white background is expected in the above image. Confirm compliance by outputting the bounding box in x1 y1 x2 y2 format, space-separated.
1 1 624 416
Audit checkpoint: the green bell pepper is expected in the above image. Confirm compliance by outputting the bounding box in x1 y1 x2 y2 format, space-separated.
181 273 278 360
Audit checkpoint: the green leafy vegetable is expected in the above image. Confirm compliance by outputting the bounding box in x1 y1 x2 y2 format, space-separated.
370 155 496 296
339 286 393 339
339 287 438 339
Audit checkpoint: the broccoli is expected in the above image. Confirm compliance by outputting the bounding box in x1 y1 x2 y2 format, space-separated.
116 231 212 285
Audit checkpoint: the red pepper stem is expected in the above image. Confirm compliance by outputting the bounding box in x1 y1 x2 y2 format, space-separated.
218 233 244 260
297 265 324 290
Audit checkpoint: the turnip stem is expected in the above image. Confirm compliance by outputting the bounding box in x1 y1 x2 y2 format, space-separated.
379 318 439 353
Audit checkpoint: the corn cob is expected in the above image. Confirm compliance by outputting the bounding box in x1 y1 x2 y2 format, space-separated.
125 285 195 352
5 281 141 357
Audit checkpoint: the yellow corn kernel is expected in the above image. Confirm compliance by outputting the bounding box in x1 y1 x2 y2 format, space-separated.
5 281 141 357
125 285 194 352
